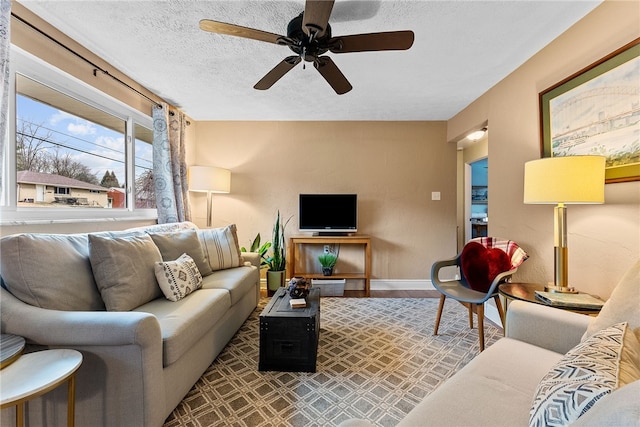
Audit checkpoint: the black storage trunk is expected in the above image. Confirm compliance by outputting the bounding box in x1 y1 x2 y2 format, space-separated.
259 287 320 372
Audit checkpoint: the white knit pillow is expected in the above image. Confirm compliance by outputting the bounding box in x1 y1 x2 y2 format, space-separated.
154 253 203 302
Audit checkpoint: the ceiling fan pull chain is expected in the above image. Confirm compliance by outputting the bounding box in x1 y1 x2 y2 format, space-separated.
302 46 307 69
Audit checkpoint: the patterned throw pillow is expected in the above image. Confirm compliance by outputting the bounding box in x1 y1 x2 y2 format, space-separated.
197 224 244 271
154 253 203 302
529 322 628 427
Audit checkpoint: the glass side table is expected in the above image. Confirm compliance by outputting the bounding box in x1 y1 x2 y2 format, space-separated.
498 282 602 316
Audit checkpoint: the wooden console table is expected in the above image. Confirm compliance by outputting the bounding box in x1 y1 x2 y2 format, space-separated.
289 235 371 297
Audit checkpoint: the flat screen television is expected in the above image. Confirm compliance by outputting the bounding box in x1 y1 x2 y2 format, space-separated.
299 194 358 235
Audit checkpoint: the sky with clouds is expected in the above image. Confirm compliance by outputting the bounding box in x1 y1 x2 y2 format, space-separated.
17 95 153 185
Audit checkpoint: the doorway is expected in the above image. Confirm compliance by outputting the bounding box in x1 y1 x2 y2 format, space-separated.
469 158 488 240
456 127 488 249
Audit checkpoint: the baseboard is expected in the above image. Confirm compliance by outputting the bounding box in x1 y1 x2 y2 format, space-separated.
370 279 435 291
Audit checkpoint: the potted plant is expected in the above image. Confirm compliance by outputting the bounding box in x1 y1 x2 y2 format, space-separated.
266 210 292 295
318 250 339 276
240 233 271 270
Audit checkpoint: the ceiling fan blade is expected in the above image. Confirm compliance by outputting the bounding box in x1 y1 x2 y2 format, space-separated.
329 30 415 53
199 19 285 45
314 56 352 95
254 56 302 90
302 0 335 38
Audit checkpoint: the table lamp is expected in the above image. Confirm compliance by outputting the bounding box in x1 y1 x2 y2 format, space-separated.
188 166 231 227
523 155 605 293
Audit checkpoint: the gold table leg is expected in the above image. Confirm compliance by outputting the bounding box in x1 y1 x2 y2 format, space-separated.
67 374 76 427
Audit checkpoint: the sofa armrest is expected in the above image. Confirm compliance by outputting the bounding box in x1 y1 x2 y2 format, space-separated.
1 288 161 348
505 300 591 354
0 287 166 427
242 252 261 268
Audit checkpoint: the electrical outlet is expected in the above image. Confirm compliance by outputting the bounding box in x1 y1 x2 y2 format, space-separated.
324 245 331 253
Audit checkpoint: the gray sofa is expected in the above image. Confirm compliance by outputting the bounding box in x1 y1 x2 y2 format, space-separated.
344 260 640 427
0 222 260 427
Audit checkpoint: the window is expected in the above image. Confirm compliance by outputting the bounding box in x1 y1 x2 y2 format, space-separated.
2 47 156 223
53 187 70 195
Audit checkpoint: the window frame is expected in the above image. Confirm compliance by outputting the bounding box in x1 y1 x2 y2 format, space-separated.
2 46 157 224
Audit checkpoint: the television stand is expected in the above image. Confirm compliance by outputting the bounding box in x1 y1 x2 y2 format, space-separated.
289 235 371 297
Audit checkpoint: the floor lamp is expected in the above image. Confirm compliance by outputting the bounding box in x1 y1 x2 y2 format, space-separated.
188 166 231 227
523 155 605 293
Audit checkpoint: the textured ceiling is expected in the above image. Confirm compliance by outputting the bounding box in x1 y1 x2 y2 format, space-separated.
19 0 602 121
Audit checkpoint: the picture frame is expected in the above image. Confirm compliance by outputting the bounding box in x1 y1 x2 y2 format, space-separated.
539 37 640 183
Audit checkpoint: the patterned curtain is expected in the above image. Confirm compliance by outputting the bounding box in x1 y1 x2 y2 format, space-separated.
0 0 10 200
152 103 191 223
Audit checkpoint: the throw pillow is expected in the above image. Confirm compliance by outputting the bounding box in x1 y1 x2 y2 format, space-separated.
149 229 213 277
89 233 163 311
0 233 105 311
460 241 512 292
582 259 640 342
154 253 203 302
197 224 244 271
529 322 631 427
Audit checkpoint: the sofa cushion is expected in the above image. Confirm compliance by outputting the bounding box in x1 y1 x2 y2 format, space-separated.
582 259 640 342
529 322 633 427
134 288 231 366
89 233 163 311
197 224 243 271
0 233 105 311
461 241 512 292
149 229 213 276
155 253 203 302
201 265 259 306
397 338 563 427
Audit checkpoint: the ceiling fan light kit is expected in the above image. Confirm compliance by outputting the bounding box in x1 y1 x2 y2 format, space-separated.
199 0 414 94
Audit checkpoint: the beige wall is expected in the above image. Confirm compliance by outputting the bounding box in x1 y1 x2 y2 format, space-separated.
448 0 640 298
5 0 637 296
192 121 456 281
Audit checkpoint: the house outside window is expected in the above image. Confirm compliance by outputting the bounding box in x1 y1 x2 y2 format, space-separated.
2 46 156 223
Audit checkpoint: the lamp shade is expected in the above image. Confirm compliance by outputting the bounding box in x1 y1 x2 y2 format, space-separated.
523 156 605 204
188 166 231 193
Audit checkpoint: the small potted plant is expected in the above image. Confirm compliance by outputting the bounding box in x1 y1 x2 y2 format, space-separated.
318 247 339 276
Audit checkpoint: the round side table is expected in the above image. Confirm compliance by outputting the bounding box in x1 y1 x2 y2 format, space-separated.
0 349 83 427
498 282 602 316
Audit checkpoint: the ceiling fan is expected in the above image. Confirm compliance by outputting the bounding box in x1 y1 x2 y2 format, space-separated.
199 0 414 94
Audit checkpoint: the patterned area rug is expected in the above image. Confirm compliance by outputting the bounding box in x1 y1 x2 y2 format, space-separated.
163 297 502 427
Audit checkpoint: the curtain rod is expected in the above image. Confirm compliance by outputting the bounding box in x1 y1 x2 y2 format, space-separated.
12 11 162 109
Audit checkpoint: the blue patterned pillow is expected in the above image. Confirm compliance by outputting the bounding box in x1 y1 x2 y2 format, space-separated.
529 322 627 427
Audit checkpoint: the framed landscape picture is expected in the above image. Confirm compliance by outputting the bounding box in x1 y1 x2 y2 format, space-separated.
539 38 640 183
